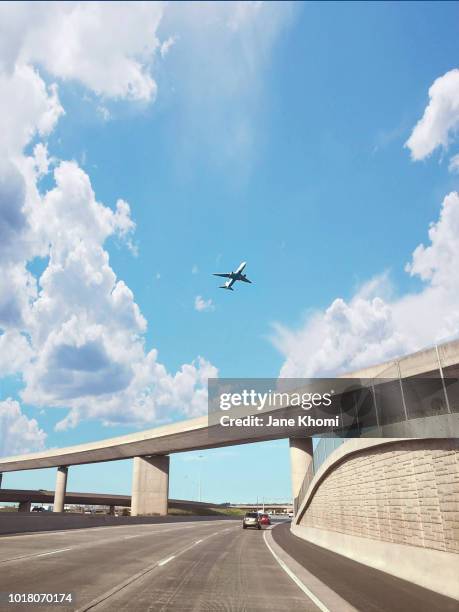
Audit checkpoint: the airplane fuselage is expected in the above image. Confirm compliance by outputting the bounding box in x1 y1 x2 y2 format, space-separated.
213 261 252 290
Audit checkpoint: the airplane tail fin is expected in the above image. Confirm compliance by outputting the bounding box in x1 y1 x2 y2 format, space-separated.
220 285 234 291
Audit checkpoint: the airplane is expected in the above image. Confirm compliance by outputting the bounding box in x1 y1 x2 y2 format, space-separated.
213 261 252 291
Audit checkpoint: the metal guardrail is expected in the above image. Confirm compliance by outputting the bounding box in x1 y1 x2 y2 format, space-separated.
293 459 314 516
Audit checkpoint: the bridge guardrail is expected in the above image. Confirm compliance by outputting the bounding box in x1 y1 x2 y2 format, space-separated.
293 460 314 516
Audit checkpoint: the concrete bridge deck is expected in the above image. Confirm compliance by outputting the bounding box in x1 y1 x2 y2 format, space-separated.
0 338 457 517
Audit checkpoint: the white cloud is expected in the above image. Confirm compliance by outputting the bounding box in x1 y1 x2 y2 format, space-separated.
448 153 459 174
0 1 295 433
274 192 459 377
0 161 28 263
0 399 46 457
33 142 52 177
0 331 34 377
406 69 459 161
2 153 218 429
0 264 37 330
97 105 111 122
0 2 162 101
195 295 215 312
9 160 216 428
54 354 217 431
160 35 178 59
0 64 63 157
405 191 459 286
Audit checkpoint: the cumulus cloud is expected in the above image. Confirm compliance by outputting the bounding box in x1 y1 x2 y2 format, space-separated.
12 160 216 428
448 153 459 174
0 1 162 101
0 1 240 437
160 35 178 59
0 332 34 377
273 192 459 377
194 295 215 312
54 355 217 431
405 68 459 162
0 64 63 157
0 399 46 457
0 161 28 262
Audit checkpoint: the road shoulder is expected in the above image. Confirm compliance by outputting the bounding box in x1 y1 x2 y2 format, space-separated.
264 525 357 612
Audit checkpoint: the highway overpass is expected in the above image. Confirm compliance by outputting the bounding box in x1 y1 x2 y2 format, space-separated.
0 488 227 514
0 339 458 517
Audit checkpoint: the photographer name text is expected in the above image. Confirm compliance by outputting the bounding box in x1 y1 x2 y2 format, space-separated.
219 414 340 428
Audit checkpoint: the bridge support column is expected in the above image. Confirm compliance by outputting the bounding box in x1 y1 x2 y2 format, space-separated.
18 500 31 512
289 438 313 501
131 455 169 516
0 473 2 488
108 505 115 515
53 466 68 513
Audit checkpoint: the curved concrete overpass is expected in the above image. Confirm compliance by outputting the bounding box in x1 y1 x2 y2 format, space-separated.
0 412 302 473
1 339 458 516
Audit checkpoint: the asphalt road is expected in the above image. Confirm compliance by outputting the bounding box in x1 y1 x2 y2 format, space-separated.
0 519 456 612
273 523 458 612
0 519 317 612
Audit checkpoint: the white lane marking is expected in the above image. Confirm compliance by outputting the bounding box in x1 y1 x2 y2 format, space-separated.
36 547 72 558
263 530 330 612
0 547 72 564
158 555 175 566
195 539 203 544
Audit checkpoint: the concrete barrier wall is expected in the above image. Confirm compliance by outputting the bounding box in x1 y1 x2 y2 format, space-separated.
293 438 459 599
0 512 236 536
298 439 459 553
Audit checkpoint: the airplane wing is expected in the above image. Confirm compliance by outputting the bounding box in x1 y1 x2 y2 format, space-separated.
239 277 252 283
213 273 232 278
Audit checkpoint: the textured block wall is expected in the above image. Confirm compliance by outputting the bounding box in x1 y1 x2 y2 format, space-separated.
299 440 459 553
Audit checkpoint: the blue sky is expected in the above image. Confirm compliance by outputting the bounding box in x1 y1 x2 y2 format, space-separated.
1 1 459 502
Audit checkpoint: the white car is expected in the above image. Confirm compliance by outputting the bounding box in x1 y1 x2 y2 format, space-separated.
242 512 261 530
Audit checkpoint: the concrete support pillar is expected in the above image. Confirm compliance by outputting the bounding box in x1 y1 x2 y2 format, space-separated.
108 505 115 515
53 466 68 513
0 473 2 488
289 437 313 500
18 501 31 512
131 455 169 517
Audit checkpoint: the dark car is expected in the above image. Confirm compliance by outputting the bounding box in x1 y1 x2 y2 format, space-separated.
242 512 261 529
32 506 45 512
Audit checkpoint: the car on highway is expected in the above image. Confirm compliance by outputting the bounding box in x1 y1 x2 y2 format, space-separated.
32 506 45 512
259 513 271 526
242 512 261 529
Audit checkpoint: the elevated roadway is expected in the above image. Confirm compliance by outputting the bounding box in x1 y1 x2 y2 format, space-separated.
0 338 458 516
